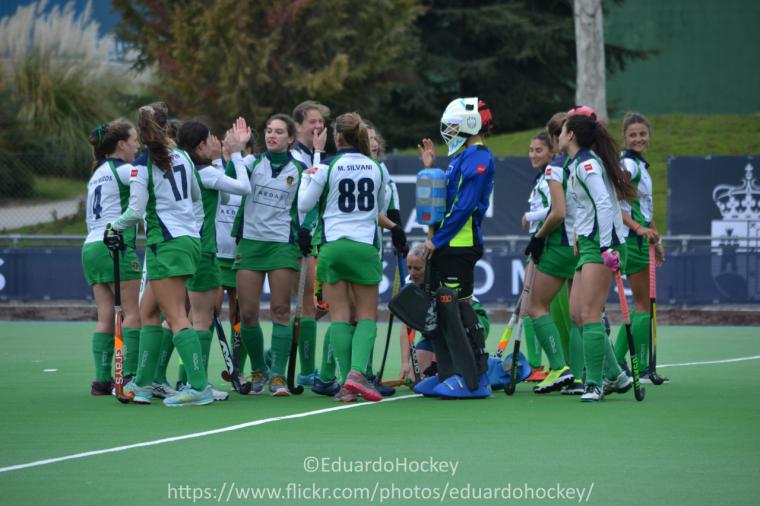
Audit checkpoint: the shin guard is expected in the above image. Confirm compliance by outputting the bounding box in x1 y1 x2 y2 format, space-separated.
459 300 489 376
435 287 479 390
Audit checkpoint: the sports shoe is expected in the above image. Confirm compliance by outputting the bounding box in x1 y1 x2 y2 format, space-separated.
533 366 574 394
123 379 153 404
433 373 491 399
639 372 670 384
151 381 178 399
603 371 633 395
163 385 214 407
344 370 383 402
561 379 585 395
580 383 602 402
312 377 341 396
208 383 230 401
248 370 268 395
91 379 112 396
366 375 396 397
298 369 319 387
334 385 357 402
525 366 548 382
413 375 441 397
268 375 290 397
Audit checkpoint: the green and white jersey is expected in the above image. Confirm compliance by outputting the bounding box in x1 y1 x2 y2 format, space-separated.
234 152 305 243
291 142 316 168
85 159 136 245
379 161 400 214
194 153 251 255
216 160 243 260
620 149 653 233
566 149 625 248
132 148 201 245
525 172 550 234
298 148 386 247
544 154 572 246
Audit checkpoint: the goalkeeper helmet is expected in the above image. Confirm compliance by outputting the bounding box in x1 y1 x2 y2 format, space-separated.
440 97 493 156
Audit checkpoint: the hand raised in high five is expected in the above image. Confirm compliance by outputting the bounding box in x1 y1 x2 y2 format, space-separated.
224 116 252 154
417 138 436 168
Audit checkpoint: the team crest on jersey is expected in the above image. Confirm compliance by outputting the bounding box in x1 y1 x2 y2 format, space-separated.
286 176 295 186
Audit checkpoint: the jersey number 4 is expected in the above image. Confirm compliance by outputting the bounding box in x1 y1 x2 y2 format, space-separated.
164 164 188 201
92 185 103 219
338 178 374 212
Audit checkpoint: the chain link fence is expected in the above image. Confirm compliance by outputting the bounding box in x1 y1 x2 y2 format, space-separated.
0 151 87 233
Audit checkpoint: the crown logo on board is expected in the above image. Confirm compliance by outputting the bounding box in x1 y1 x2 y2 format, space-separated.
712 164 760 220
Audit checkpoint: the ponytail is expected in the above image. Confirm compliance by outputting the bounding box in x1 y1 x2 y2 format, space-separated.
334 112 370 157
564 115 637 201
88 120 135 173
138 102 172 173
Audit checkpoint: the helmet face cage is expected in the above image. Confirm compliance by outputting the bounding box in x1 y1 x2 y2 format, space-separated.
439 97 481 156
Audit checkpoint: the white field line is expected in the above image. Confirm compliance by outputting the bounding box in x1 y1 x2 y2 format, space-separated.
658 355 760 368
2 354 760 475
0 394 420 474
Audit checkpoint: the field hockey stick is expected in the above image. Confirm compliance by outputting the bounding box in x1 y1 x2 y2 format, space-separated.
395 257 421 385
212 310 243 393
286 256 309 394
377 250 402 383
614 270 646 401
505 261 536 396
496 290 524 359
648 243 666 385
110 249 129 404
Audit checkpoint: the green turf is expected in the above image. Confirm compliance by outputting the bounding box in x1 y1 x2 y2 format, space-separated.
1 322 759 505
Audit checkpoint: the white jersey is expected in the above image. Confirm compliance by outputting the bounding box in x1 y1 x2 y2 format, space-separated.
216 192 241 259
299 149 385 246
291 142 316 168
525 173 550 234
545 154 573 246
85 159 135 244
566 150 626 248
620 151 653 230
132 148 201 245
236 153 304 243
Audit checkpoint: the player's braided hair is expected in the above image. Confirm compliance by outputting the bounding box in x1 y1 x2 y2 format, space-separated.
138 102 172 173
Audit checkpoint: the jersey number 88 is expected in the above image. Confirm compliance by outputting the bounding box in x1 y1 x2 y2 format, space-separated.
338 177 374 213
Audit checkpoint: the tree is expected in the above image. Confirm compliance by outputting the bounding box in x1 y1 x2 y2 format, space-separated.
574 0 607 121
113 0 424 144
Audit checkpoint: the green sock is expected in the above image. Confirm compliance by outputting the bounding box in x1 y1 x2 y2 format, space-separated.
523 317 543 369
603 328 623 380
633 312 651 371
569 324 585 379
153 327 174 383
122 327 140 377
195 330 213 379
581 322 606 386
92 332 114 382
533 314 566 370
270 322 292 376
241 323 266 372
134 325 165 387
614 310 634 363
329 322 354 383
298 318 317 375
320 326 336 382
173 328 207 390
232 323 247 372
351 320 377 374
550 282 572 358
